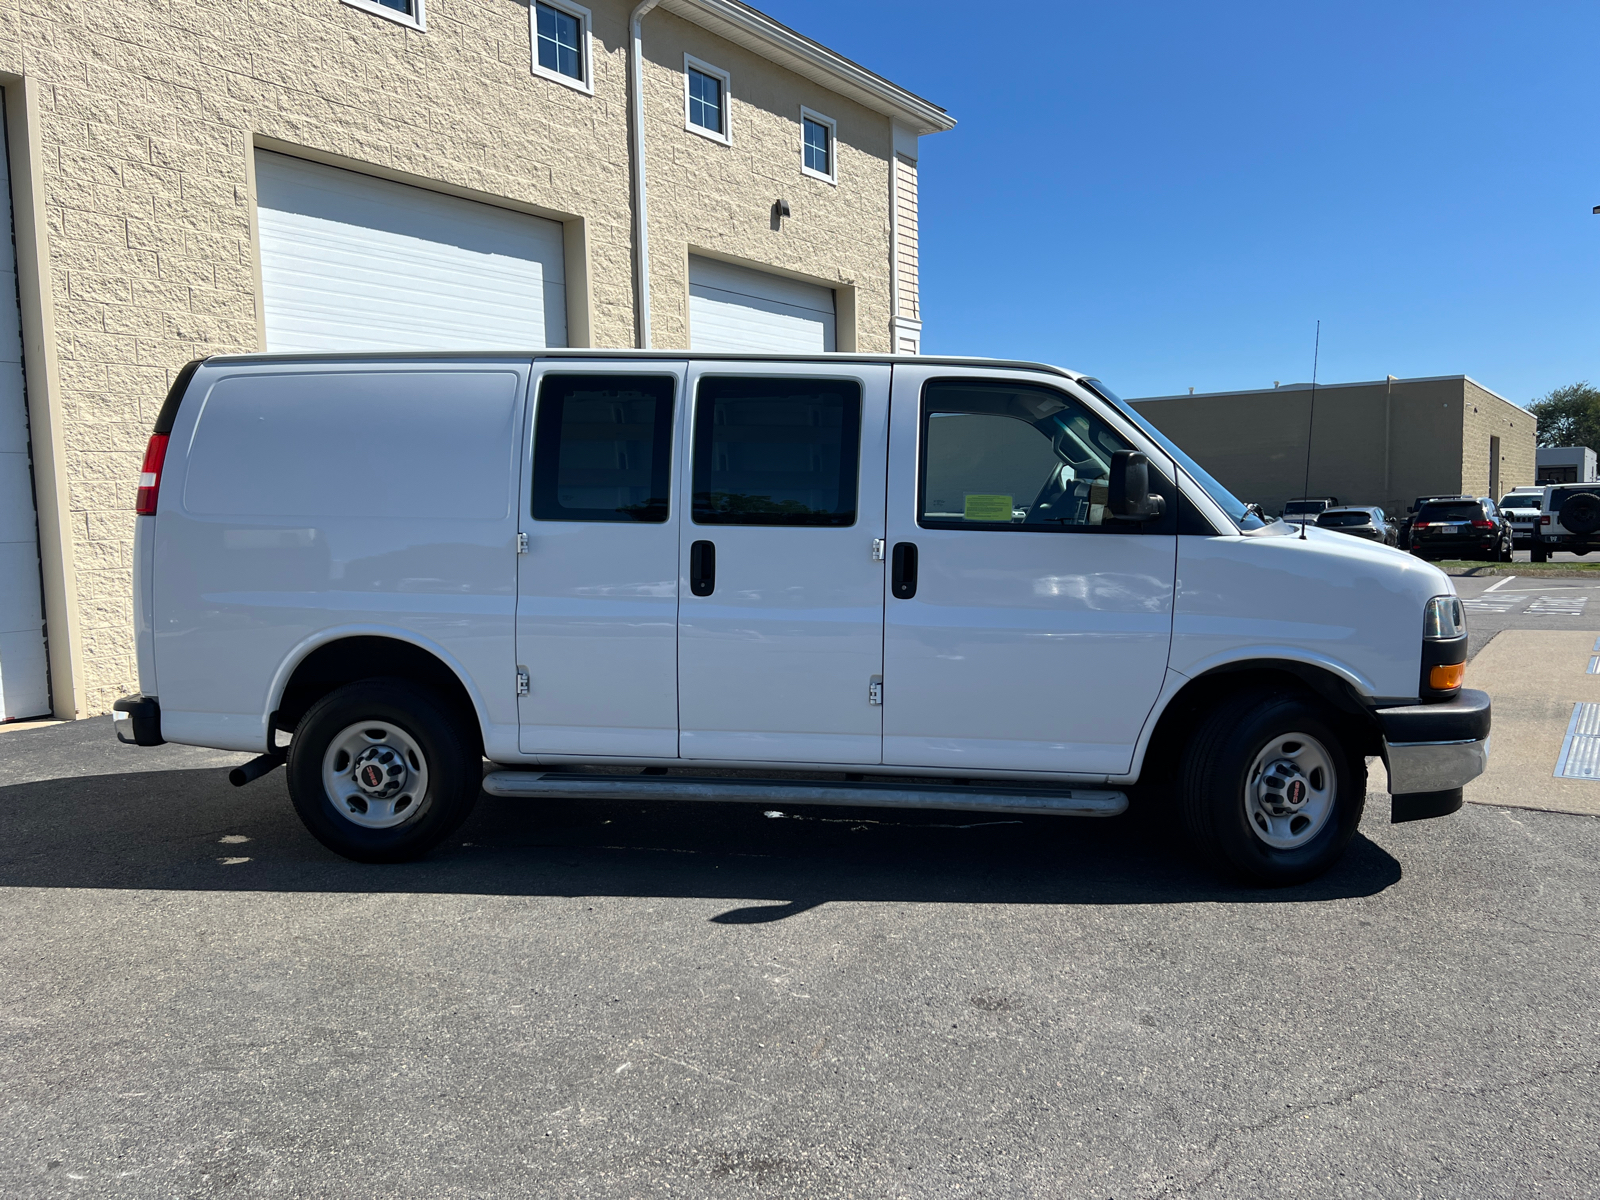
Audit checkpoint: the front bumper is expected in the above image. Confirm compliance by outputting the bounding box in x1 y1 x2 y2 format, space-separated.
112 694 164 746
1373 689 1490 822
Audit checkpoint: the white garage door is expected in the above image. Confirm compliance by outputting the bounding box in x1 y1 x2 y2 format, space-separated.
256 151 567 353
0 92 49 721
689 256 835 353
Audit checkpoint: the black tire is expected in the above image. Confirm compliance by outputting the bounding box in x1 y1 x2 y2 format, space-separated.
1532 547 1549 563
1576 550 1590 557
1180 690 1366 886
286 679 481 863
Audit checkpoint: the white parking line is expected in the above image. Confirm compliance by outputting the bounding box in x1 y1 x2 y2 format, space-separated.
1529 595 1590 616
1483 575 1517 593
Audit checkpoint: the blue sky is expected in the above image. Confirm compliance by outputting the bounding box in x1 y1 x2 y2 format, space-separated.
760 0 1599 405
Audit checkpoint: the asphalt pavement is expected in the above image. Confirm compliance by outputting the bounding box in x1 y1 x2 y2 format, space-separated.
4 713 1600 1198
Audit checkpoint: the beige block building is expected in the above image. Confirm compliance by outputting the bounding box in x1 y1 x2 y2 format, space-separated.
1130 376 1535 519
0 0 952 721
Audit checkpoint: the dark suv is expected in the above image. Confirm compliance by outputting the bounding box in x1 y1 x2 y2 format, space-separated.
1398 494 1467 551
1408 496 1512 562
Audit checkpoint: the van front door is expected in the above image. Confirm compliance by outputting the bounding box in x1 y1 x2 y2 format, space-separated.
882 367 1177 776
676 364 890 764
516 362 687 758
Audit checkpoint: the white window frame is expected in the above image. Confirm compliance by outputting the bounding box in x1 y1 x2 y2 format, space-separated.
340 0 425 32
529 0 594 96
683 54 732 146
799 106 837 185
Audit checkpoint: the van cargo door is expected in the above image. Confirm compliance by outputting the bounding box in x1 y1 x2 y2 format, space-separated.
516 362 688 758
675 363 890 764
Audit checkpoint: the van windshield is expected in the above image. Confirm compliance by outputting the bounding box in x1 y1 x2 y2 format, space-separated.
1078 377 1265 530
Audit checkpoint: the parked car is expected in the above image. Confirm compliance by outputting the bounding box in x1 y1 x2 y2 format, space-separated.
1498 487 1543 550
113 351 1488 886
1397 494 1469 552
1408 496 1513 562
1533 484 1600 562
1281 497 1338 526
1314 505 1396 545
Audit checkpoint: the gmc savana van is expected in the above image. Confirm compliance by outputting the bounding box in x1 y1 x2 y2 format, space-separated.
114 352 1489 884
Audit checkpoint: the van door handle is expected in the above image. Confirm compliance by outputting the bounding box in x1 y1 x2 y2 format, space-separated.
690 540 716 597
891 542 917 599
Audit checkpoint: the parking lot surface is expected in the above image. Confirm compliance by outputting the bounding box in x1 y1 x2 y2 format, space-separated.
4 715 1600 1198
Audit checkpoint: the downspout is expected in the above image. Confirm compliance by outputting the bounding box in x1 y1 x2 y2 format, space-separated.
887 124 900 351
628 0 661 349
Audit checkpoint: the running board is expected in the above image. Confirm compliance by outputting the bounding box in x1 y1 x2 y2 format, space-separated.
480 772 1128 818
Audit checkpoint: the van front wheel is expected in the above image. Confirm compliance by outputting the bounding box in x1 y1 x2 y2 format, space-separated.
1180 692 1365 885
286 679 480 863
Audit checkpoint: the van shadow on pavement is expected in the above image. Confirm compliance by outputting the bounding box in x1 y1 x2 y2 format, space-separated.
0 762 1402 912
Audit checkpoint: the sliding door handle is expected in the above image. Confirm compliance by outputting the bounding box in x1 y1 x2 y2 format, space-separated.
891 542 918 600
690 539 716 597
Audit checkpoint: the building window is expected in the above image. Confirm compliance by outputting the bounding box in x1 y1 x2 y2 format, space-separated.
531 0 592 94
800 107 836 183
684 56 731 143
340 0 425 32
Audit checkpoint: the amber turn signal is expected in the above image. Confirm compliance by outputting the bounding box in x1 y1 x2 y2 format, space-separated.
1429 662 1465 691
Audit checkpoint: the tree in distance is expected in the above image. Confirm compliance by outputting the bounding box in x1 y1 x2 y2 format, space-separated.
1529 382 1600 452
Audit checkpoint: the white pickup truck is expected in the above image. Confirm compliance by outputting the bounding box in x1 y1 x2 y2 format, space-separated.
115 351 1489 885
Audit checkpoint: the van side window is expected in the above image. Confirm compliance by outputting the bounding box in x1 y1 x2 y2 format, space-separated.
919 380 1142 531
692 376 862 526
532 375 675 522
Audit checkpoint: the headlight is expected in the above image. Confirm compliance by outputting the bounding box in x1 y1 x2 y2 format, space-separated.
1423 595 1465 640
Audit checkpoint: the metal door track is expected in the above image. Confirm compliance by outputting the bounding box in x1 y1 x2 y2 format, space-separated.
480 772 1128 817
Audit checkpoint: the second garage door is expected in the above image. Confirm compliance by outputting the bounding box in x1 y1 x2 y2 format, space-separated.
256 151 567 353
688 256 835 353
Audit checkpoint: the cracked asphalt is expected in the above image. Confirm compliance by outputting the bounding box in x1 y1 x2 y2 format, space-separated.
4 716 1600 1198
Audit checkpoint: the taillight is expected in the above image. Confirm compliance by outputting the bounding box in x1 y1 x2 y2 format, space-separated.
135 433 169 516
1542 516 1552 525
1470 520 1494 528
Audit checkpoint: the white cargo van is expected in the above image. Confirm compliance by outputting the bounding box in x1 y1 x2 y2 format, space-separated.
115 352 1489 884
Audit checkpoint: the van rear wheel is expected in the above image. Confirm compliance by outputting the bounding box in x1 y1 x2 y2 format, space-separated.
1180 691 1365 886
286 679 480 863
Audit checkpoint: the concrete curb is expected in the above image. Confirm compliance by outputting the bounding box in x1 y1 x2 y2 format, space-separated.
1443 565 1600 579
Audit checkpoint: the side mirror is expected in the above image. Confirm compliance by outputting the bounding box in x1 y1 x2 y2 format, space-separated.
1107 450 1166 523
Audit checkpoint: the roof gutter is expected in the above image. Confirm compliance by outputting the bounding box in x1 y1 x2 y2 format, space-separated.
629 0 662 349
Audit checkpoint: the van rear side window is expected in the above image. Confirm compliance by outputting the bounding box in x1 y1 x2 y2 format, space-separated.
691 376 862 526
532 374 675 522
182 370 519 519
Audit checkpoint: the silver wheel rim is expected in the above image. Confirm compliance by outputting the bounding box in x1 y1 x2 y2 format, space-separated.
1244 731 1336 850
322 720 430 830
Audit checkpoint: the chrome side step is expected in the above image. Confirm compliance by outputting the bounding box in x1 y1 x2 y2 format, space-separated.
480 772 1128 818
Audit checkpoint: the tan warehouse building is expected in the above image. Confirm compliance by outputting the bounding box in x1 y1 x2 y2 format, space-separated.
1131 375 1535 520
0 0 953 721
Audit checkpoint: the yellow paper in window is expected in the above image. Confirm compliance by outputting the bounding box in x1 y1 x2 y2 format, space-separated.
963 494 1014 522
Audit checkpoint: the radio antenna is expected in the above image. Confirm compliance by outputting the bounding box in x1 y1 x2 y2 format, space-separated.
1299 320 1320 541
